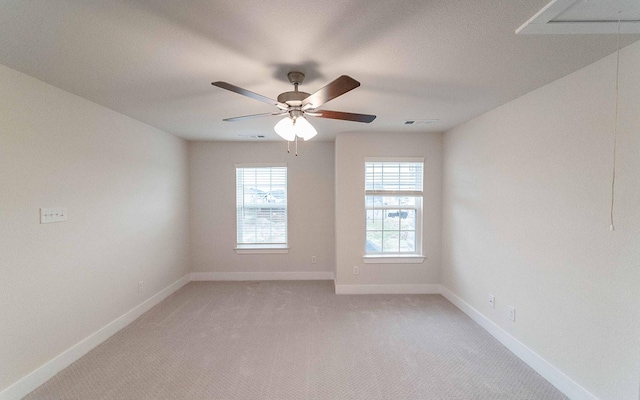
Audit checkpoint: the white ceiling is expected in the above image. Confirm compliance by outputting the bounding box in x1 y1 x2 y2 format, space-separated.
1 0 638 141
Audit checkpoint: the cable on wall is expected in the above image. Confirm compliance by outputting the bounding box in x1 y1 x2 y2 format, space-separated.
609 14 622 232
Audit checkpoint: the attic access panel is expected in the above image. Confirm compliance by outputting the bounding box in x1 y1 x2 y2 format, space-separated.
517 0 640 34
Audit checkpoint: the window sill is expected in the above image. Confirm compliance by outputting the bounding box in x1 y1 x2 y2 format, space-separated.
362 255 426 264
235 245 289 254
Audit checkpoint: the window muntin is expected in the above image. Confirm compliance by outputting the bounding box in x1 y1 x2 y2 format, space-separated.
236 165 287 248
365 160 423 255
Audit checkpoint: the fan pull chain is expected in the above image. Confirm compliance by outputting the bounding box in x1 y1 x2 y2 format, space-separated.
287 140 290 154
610 14 621 232
295 136 298 156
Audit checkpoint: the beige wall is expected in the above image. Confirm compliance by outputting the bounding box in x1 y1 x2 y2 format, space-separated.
442 41 640 400
188 141 335 275
334 132 442 286
0 65 190 392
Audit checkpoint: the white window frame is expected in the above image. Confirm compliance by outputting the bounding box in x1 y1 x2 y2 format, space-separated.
363 157 425 264
235 163 289 254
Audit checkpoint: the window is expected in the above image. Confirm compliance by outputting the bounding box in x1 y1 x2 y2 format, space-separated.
364 158 424 261
236 164 287 252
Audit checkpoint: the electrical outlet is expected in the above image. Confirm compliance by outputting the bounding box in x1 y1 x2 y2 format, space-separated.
311 256 317 264
488 294 495 308
138 281 144 293
508 306 516 322
353 266 359 275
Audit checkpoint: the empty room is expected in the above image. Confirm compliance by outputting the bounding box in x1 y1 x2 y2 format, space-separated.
1 1 639 399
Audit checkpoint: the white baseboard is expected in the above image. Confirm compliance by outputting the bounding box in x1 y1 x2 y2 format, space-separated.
0 275 190 400
190 271 334 281
439 286 598 400
335 283 442 295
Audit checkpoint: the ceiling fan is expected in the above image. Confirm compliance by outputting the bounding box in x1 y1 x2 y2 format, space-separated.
211 71 376 141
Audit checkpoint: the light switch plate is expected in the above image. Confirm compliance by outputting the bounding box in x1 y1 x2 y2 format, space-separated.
40 207 67 224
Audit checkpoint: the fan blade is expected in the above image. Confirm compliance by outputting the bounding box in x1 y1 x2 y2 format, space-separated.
212 81 289 110
223 111 287 122
301 75 360 110
312 110 376 123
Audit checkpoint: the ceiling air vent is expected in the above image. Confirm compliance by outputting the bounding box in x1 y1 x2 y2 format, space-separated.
404 119 438 125
238 135 266 139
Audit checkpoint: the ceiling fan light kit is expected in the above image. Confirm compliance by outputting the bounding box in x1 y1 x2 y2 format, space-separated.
211 71 376 144
274 115 317 141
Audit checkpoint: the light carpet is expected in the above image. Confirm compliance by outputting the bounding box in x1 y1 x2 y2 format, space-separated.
25 281 567 399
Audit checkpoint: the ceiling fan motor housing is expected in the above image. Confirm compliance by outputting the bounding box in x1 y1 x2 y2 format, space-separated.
277 90 310 105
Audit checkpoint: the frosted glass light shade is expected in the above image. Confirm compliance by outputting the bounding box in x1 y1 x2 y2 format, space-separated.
273 116 318 141
295 117 317 140
274 117 296 141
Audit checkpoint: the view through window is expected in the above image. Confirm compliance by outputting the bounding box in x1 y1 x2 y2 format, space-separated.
365 159 423 255
236 165 287 248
